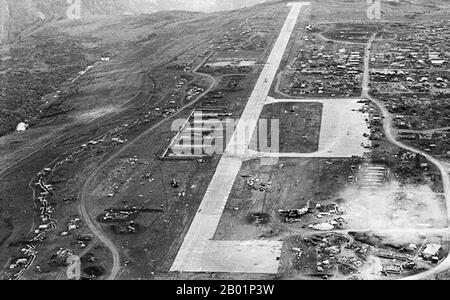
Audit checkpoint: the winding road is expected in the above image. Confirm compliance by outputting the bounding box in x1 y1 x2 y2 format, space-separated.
362 34 450 280
82 16 449 281
397 127 450 135
79 53 218 280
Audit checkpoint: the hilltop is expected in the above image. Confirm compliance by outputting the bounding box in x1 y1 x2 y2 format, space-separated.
0 0 274 44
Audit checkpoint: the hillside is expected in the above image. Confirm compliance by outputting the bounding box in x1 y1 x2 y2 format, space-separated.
0 0 287 280
0 0 150 43
0 9 206 136
0 0 274 44
143 0 273 12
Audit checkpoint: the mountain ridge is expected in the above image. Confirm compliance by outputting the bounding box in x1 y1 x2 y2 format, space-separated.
0 0 273 44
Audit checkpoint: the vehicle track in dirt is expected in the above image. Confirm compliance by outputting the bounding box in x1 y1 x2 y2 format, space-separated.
78 53 217 280
0 40 217 279
363 34 450 280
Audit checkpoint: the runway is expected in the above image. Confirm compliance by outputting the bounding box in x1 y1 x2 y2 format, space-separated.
171 2 310 274
259 97 371 158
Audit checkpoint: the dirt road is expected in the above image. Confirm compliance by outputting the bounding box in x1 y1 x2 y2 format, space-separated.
397 127 450 135
171 2 310 275
79 54 217 280
362 34 450 280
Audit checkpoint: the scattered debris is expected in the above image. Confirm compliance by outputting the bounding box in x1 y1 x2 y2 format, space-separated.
279 201 310 222
246 213 271 225
421 244 442 261
171 178 180 188
382 264 402 275
309 222 335 231
244 176 272 192
16 122 29 132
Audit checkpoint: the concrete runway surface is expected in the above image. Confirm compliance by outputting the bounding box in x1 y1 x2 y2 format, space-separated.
263 97 371 158
171 2 310 274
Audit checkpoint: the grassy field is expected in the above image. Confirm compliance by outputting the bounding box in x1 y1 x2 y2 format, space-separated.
255 102 322 153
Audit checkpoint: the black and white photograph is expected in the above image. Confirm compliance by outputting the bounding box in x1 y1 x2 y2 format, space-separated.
0 0 449 286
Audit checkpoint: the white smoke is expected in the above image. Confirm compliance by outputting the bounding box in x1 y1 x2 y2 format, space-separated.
340 182 447 230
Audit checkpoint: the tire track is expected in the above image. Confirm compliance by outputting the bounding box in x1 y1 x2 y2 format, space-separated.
78 53 217 280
